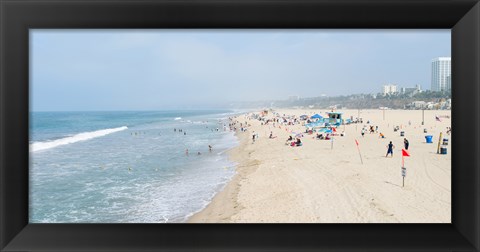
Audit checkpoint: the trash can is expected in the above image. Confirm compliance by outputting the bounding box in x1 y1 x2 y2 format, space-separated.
440 146 447 154
425 135 433 143
400 131 405 137
443 138 448 145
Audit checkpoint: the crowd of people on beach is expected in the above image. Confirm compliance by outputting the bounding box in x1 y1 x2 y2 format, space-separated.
230 109 452 161
175 109 450 165
360 125 382 137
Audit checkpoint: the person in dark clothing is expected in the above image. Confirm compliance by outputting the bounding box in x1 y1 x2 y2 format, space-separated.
386 141 395 157
404 138 409 150
296 138 302 146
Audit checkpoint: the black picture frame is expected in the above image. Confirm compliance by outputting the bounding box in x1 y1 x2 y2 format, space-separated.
1 0 479 251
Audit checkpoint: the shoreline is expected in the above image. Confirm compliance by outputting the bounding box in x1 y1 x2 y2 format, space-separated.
189 109 451 223
188 128 255 223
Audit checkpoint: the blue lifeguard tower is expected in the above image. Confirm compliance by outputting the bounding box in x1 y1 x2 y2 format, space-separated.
325 112 343 127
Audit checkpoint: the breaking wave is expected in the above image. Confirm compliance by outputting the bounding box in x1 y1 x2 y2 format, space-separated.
30 126 128 152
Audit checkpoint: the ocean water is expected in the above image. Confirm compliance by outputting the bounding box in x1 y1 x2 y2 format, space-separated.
29 110 241 223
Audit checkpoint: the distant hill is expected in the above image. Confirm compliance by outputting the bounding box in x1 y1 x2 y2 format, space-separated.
228 91 451 110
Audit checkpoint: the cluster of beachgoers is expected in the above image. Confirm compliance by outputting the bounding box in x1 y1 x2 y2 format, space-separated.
189 108 451 223
222 109 450 158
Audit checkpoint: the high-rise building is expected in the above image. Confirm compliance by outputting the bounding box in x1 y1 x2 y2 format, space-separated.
446 75 451 91
382 84 397 96
431 57 451 91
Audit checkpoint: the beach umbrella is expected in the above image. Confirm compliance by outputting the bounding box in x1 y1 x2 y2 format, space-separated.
311 114 323 119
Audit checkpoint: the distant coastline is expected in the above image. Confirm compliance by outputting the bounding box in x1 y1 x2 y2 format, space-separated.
227 91 451 111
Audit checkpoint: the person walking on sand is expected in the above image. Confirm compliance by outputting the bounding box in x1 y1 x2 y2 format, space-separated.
386 141 395 157
404 138 409 150
252 131 256 143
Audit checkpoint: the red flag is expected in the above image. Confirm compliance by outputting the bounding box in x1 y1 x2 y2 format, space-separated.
332 127 337 132
402 149 410 157
355 139 359 146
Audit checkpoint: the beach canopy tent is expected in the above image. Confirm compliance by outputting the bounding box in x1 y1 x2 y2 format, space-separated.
311 114 323 119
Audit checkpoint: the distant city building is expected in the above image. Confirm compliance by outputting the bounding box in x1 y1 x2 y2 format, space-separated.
408 99 450 110
431 57 451 91
400 84 422 96
382 84 398 96
411 101 426 109
288 95 300 101
446 75 451 91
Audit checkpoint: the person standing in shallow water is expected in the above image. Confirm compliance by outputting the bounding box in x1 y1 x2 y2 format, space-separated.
386 141 395 157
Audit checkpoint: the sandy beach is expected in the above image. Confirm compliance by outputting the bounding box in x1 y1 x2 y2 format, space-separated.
189 109 451 223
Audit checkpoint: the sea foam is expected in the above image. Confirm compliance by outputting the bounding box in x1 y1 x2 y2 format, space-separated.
30 126 128 152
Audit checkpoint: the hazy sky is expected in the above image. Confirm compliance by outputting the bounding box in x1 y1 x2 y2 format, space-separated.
31 29 450 111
